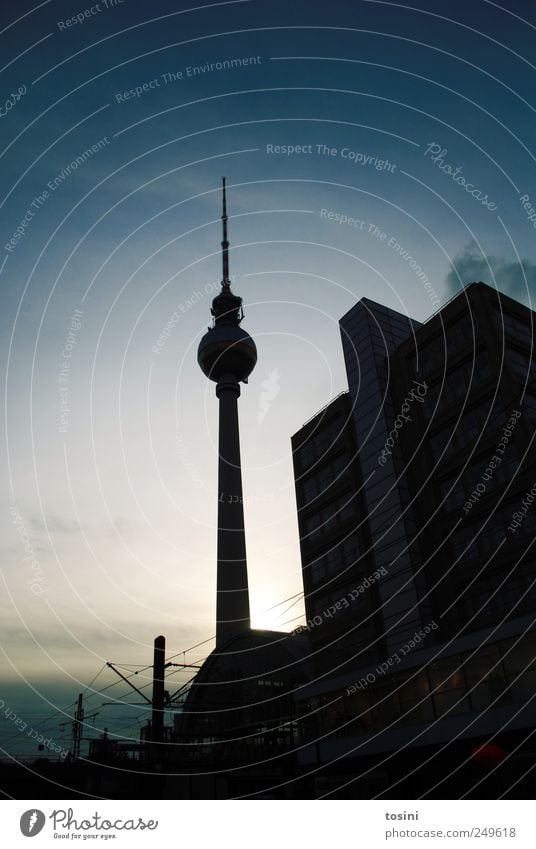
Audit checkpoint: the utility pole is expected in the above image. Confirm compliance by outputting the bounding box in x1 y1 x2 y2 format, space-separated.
151 635 166 746
103 638 170 763
72 693 84 760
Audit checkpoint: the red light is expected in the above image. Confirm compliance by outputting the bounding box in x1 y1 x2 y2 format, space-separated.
470 742 507 768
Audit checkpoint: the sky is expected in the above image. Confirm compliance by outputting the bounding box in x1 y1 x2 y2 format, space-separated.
1 0 535 759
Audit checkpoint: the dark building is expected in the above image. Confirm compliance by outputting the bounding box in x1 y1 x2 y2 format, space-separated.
174 629 311 798
390 282 536 639
291 392 384 676
292 299 433 669
292 282 536 798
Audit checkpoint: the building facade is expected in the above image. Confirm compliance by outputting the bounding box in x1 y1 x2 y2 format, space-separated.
390 282 536 640
292 282 536 797
291 392 383 677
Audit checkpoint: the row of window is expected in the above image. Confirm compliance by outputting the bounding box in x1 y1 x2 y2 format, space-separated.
454 566 536 625
303 492 357 542
507 345 536 384
410 315 479 374
304 631 536 738
421 350 492 414
449 508 536 560
429 411 482 462
450 353 491 404
310 585 362 619
429 396 506 463
300 453 349 504
405 304 533 385
297 418 344 468
414 338 533 406
522 392 536 418
494 307 534 346
438 453 521 512
305 535 362 586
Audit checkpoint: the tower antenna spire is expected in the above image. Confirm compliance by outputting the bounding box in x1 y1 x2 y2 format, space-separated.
221 176 230 288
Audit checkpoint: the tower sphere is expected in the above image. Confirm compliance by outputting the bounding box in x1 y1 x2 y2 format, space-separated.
198 323 257 383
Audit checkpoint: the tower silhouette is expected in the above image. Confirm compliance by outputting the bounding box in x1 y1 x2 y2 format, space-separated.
198 179 257 645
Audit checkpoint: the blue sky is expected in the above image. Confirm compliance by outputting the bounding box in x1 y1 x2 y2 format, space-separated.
1 0 535 757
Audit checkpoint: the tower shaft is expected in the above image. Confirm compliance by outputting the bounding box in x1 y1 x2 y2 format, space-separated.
215 375 250 645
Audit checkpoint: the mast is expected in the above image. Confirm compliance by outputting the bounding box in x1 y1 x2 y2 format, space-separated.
221 176 230 287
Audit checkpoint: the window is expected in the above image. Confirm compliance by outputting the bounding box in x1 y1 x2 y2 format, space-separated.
308 548 341 585
398 673 435 725
429 656 465 691
438 477 465 511
446 352 489 400
307 534 363 586
506 346 536 384
429 395 505 462
299 419 345 468
445 315 477 356
325 548 342 575
429 656 470 717
303 476 318 502
479 524 507 553
417 335 446 371
521 392 536 420
344 688 373 735
304 514 321 541
370 682 401 731
500 633 536 704
464 646 509 711
298 632 536 742
498 310 535 346
422 382 441 412
342 535 361 567
449 527 479 560
494 455 521 485
309 556 326 584
298 442 314 466
303 492 357 543
433 690 471 717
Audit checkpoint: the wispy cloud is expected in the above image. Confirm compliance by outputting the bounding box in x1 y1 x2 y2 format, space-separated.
446 241 536 304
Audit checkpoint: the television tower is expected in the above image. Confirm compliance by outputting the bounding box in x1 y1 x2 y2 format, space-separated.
198 179 257 646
